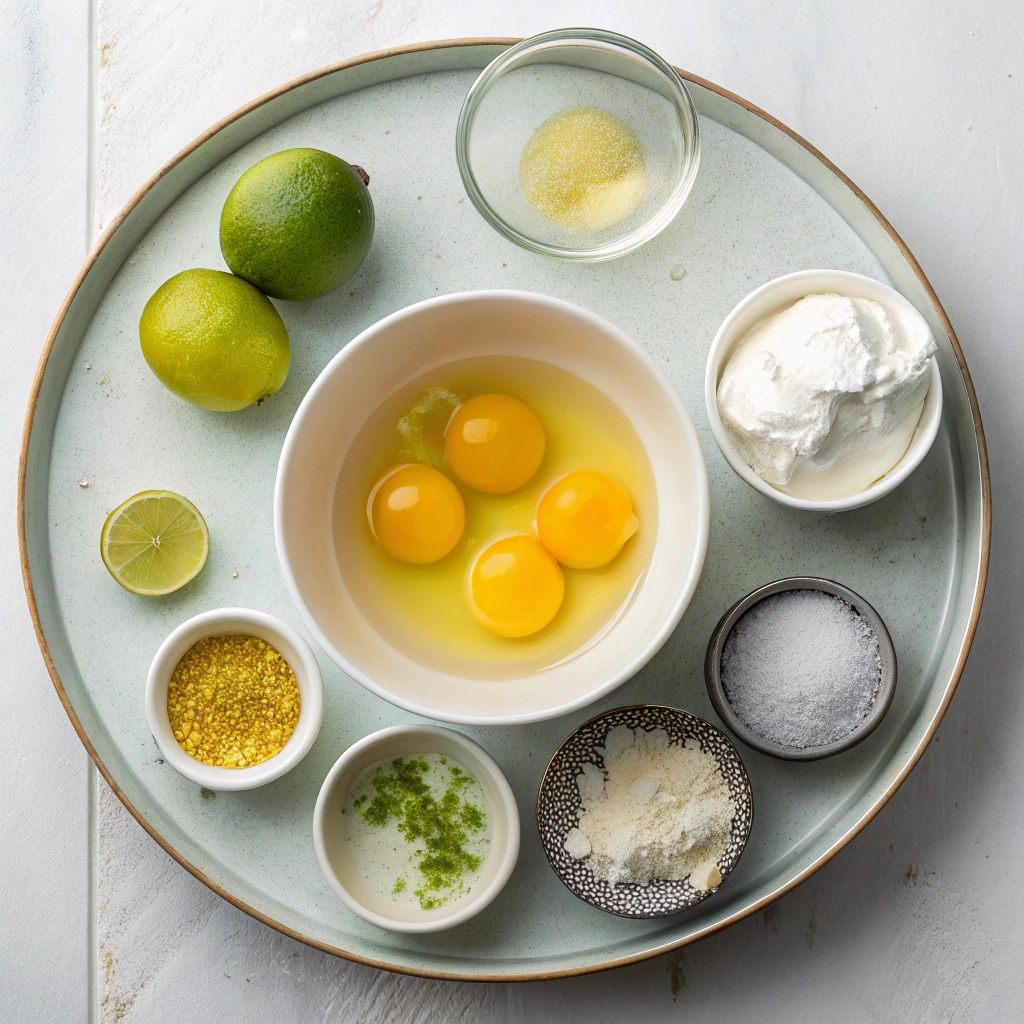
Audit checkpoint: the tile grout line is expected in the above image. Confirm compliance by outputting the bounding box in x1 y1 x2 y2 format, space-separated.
86 0 98 247
88 765 99 1024
86 0 99 1019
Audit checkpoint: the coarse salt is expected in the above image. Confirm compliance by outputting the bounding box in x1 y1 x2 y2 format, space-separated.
720 589 881 749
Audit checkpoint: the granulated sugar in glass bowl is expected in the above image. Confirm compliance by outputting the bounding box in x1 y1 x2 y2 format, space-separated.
456 29 701 261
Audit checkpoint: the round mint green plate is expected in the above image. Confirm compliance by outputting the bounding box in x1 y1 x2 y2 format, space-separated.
20 40 989 980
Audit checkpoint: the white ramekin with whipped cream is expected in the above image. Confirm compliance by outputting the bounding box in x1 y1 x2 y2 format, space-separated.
705 270 943 512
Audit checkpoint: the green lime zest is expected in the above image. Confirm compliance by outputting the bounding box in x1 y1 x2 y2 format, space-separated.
355 756 485 910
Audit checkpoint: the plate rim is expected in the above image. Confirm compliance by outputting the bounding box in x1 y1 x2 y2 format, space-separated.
17 37 992 982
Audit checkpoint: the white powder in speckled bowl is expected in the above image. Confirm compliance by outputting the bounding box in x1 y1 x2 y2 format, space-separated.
563 725 734 890
720 589 882 749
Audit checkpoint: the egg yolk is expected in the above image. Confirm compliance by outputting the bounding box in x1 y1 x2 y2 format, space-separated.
444 394 545 494
536 470 638 569
369 464 465 564
469 535 564 637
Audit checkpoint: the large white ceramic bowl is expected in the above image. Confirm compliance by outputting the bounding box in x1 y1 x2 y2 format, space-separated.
275 290 709 725
146 608 324 791
313 725 519 933
705 269 943 512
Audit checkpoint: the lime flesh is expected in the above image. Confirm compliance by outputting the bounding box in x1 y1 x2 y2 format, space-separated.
101 491 209 596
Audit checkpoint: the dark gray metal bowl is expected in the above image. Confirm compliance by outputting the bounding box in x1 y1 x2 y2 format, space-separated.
705 577 897 761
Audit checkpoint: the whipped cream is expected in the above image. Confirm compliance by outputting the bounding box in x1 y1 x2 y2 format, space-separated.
717 292 935 497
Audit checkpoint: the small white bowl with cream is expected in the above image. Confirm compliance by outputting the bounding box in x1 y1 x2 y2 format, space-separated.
313 725 520 933
705 270 942 511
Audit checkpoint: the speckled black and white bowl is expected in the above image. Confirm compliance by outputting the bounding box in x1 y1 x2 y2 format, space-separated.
536 705 753 918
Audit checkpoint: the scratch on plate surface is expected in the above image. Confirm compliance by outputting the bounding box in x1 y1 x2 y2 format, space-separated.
666 953 685 1000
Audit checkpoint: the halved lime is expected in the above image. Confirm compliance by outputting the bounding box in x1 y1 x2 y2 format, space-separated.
101 491 209 596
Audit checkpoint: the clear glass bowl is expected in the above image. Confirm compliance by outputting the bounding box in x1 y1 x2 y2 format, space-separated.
456 28 701 261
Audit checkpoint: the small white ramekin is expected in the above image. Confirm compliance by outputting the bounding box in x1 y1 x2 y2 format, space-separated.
705 269 943 512
146 607 324 791
313 725 520 933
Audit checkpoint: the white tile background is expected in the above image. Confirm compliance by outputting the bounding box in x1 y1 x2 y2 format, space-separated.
3 2 1022 1021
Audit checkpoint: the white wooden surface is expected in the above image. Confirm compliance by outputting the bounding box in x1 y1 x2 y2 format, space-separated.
3 1 1021 1020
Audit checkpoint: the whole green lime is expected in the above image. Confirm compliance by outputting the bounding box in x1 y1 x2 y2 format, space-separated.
219 148 374 301
139 269 290 412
